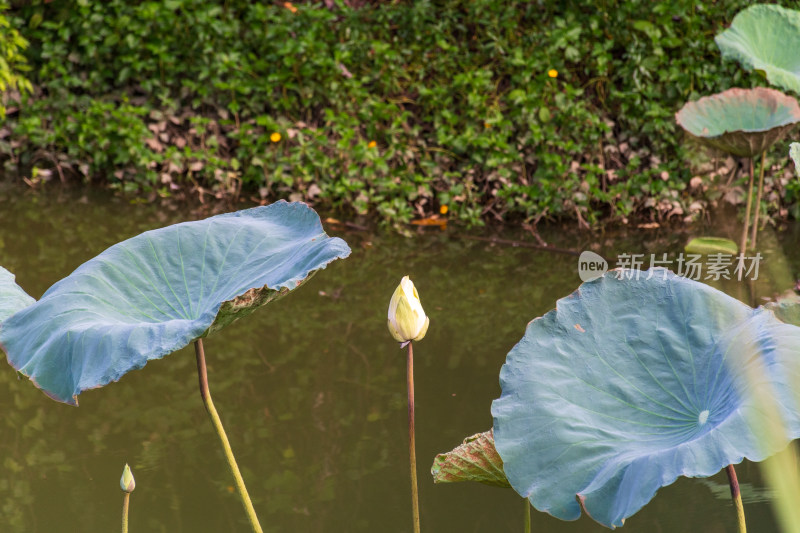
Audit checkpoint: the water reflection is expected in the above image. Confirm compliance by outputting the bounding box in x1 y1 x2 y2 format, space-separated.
0 185 794 532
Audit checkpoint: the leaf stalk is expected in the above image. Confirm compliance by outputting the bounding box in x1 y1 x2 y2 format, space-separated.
749 151 767 250
195 339 264 533
726 463 746 533
740 158 755 254
524 498 531 533
121 492 129 533
407 341 421 533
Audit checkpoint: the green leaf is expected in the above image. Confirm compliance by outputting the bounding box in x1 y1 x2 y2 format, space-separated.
431 430 511 488
632 20 654 33
492 270 800 528
0 267 35 325
0 202 351 405
538 107 551 123
675 87 800 158
716 4 800 95
684 237 738 255
632 20 660 41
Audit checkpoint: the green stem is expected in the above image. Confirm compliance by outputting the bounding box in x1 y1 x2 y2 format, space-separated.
523 498 531 533
121 492 129 533
407 342 421 533
740 158 755 254
726 464 747 533
750 151 766 250
195 339 264 533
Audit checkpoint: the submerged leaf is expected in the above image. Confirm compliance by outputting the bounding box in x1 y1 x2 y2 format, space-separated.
675 87 800 158
492 270 800 528
684 237 738 255
0 267 35 324
0 202 351 405
716 5 800 94
431 430 511 488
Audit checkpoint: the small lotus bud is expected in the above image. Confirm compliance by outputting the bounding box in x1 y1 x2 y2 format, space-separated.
387 276 429 344
120 464 135 493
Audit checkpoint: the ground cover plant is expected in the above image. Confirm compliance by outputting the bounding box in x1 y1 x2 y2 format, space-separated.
0 201 351 532
0 1 31 119
5 0 800 227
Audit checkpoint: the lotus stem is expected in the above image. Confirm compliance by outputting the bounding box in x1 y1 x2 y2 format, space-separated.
194 339 264 533
750 151 767 250
739 158 755 254
726 464 746 533
121 493 129 533
407 341 421 533
523 498 531 533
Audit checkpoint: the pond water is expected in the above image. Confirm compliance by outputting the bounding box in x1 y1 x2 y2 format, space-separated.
0 184 798 532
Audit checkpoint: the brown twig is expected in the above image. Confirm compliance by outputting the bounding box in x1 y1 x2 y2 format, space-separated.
456 234 593 259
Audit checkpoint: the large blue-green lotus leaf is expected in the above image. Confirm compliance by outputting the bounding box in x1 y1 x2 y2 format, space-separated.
0 201 351 405
716 4 800 95
492 269 800 528
0 267 35 324
675 87 800 158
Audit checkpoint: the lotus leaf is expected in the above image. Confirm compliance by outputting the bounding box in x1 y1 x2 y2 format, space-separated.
765 292 800 327
716 4 800 94
675 87 800 158
0 267 34 324
492 269 800 528
684 237 738 256
0 201 351 405
431 429 511 488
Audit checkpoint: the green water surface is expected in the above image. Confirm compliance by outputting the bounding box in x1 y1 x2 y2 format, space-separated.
0 185 796 532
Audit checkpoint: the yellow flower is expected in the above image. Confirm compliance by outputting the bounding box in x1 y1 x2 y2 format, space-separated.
368 140 377 149
387 276 429 344
439 205 448 215
283 2 298 13
548 69 558 78
270 132 281 143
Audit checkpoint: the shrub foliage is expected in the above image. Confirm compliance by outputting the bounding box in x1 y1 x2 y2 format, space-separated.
5 0 799 226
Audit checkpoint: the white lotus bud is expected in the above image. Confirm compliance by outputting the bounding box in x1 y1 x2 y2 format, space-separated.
120 464 135 493
387 276 429 344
